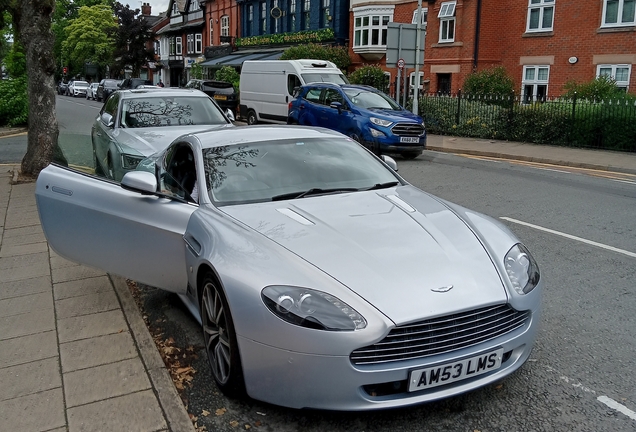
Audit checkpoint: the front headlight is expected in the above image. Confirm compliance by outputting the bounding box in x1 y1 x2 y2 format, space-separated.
262 286 367 331
504 244 540 294
121 154 144 170
370 117 393 127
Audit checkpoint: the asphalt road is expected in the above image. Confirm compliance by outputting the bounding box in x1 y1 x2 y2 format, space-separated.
6 96 636 431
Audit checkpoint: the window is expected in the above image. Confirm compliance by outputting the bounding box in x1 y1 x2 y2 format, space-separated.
526 0 554 31
195 34 202 53
353 7 393 48
602 0 635 27
303 0 311 30
409 71 424 94
289 0 297 31
322 0 330 27
261 2 267 33
522 66 549 103
187 34 194 53
176 37 182 55
247 4 254 35
169 37 175 55
438 1 456 43
412 7 428 26
221 15 230 39
210 19 214 45
154 40 160 55
597 64 631 90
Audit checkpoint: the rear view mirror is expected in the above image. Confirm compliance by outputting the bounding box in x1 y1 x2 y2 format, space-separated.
381 155 398 172
101 112 114 128
225 109 235 122
121 171 157 194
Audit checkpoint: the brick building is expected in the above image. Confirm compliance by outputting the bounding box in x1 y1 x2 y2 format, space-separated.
349 0 636 97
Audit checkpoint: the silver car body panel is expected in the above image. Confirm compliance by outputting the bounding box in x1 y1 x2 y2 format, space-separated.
36 125 542 410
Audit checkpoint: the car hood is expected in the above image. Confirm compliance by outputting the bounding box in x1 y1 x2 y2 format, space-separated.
113 124 233 156
364 108 423 124
220 186 508 325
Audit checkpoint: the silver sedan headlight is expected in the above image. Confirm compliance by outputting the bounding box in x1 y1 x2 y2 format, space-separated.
370 117 393 127
121 154 145 170
504 243 540 294
262 286 367 331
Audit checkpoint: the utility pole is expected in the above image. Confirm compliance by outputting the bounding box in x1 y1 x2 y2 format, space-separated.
412 0 424 115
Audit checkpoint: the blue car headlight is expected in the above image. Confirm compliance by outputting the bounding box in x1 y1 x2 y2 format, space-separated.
262 286 367 331
504 244 540 294
370 117 393 128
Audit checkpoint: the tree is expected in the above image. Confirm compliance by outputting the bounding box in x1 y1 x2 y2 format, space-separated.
348 65 390 93
62 4 117 76
462 66 516 97
0 0 67 177
112 2 154 78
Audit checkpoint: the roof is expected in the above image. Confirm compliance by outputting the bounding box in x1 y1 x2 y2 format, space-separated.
194 125 345 149
118 88 210 98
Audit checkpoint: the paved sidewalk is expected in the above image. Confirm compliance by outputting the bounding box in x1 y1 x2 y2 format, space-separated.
0 166 194 432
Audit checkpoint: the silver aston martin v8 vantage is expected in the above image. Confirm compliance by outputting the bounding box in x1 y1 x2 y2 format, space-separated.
36 125 542 411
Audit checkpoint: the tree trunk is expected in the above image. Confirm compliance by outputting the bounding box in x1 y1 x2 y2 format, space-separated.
15 0 67 179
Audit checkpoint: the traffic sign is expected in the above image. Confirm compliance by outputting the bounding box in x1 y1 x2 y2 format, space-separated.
397 58 405 69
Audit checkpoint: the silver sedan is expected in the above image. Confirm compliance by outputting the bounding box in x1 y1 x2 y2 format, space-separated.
36 125 542 410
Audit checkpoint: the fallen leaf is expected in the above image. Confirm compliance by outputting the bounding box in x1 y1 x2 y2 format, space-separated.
245 425 251 430
230 420 239 427
216 408 227 416
201 409 210 417
254 421 262 427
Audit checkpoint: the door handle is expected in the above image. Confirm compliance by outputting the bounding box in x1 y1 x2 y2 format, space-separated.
183 234 202 256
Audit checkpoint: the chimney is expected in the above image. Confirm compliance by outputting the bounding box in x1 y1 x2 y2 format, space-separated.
141 2 152 16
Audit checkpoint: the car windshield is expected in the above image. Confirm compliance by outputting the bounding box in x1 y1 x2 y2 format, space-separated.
74 81 89 87
203 137 400 205
302 73 349 84
120 96 227 128
104 80 119 87
344 88 401 110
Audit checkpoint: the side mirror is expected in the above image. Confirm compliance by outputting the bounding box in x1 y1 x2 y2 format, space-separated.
330 101 343 113
381 155 398 172
100 112 115 128
225 109 235 122
121 171 157 194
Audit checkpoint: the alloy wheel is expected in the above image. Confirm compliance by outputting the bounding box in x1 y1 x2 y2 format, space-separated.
202 281 231 385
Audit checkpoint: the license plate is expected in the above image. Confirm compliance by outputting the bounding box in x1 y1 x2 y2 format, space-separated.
214 95 227 101
400 136 420 143
408 348 504 392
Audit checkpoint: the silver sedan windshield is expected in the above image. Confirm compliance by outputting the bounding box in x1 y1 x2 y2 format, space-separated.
120 96 227 128
203 137 401 205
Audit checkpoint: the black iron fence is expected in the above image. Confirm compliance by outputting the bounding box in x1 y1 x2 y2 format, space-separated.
417 92 636 152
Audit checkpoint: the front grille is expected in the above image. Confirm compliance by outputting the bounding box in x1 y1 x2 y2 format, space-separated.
391 123 425 137
350 304 530 366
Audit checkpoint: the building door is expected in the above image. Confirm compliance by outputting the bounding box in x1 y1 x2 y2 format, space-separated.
437 73 451 94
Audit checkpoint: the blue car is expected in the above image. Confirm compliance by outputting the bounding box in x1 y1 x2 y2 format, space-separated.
288 83 426 159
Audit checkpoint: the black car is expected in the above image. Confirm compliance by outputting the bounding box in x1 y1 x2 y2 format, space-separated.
119 77 152 90
184 79 239 116
96 79 121 102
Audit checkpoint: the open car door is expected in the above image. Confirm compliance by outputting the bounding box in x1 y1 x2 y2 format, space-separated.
36 164 196 293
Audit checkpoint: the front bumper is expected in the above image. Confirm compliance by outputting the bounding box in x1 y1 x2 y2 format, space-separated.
237 305 540 410
362 129 427 155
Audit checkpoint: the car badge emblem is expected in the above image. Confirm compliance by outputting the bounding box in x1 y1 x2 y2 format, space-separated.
431 285 454 293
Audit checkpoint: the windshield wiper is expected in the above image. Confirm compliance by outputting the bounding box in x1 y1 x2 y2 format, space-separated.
363 181 399 191
271 187 359 201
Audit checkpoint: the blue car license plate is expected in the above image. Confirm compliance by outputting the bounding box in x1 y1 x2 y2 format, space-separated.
408 348 504 392
400 137 420 143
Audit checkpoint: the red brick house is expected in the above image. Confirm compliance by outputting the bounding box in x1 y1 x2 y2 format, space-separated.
349 0 636 97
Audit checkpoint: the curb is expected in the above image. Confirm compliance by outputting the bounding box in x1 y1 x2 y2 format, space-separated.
110 275 196 432
0 127 27 138
426 145 636 176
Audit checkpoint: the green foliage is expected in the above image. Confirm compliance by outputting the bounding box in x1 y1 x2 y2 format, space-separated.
348 65 389 93
61 4 117 76
237 28 334 47
0 76 28 126
562 76 632 101
215 66 240 91
280 43 351 71
112 1 154 78
190 62 203 80
4 40 26 77
462 66 516 98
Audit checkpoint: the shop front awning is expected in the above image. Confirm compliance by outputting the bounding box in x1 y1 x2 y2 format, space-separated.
200 49 284 68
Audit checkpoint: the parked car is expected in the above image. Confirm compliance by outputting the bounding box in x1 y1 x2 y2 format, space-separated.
36 125 542 411
185 79 239 117
91 88 234 181
67 80 90 97
288 83 427 159
96 79 120 102
85 83 99 100
118 77 152 90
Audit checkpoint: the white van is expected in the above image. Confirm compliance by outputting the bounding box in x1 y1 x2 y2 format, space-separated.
239 59 348 125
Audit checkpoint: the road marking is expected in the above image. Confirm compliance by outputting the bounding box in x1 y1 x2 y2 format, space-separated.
530 166 571 174
598 396 636 421
500 217 636 259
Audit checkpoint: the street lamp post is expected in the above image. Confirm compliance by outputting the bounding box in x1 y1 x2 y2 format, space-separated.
412 0 424 115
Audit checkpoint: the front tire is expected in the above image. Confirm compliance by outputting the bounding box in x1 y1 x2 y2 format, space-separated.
246 110 258 125
200 273 245 397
